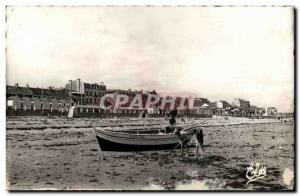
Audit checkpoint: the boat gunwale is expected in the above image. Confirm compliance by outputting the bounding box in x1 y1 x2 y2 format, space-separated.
94 127 176 137
96 130 178 142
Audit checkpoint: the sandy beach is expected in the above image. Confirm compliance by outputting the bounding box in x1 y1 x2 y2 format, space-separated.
6 116 294 191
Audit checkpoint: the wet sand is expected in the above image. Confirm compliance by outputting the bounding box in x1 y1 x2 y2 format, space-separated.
6 116 294 190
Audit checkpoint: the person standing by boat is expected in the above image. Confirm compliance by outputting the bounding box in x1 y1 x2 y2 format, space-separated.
165 110 177 133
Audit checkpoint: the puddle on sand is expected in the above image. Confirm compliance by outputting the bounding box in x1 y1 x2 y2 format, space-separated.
142 177 225 190
175 180 209 190
282 168 294 187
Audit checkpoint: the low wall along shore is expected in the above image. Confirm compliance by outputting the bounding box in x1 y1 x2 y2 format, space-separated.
6 109 213 118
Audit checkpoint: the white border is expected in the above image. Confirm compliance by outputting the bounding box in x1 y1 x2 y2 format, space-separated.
0 0 298 6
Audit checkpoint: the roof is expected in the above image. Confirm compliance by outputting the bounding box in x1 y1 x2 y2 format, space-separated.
7 96 21 100
220 100 232 108
21 97 31 101
106 89 137 96
200 103 210 108
6 85 70 99
29 87 69 98
6 86 33 96
199 98 210 104
209 102 218 108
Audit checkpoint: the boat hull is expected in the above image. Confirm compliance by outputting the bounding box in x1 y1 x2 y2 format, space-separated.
94 128 179 151
96 135 178 151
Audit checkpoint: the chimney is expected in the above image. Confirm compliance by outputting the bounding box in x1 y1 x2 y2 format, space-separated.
15 83 18 88
26 83 29 88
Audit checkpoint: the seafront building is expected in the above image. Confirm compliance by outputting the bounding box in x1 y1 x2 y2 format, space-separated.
267 107 278 117
66 79 107 106
6 80 280 118
209 100 232 116
7 83 73 113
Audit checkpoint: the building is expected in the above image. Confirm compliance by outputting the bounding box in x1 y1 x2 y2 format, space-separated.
6 84 73 112
105 89 138 114
7 96 21 110
29 87 70 100
158 96 212 116
139 90 160 114
194 98 212 116
83 82 106 105
167 96 189 115
210 100 232 116
7 84 33 98
30 97 42 111
66 79 106 106
104 89 159 115
249 105 266 117
267 107 278 117
278 112 294 119
7 81 272 118
232 98 251 117
232 98 250 108
20 97 31 111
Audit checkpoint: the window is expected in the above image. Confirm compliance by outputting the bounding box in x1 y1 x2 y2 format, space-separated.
7 100 13 107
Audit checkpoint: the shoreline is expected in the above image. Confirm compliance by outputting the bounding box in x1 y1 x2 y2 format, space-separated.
6 116 293 131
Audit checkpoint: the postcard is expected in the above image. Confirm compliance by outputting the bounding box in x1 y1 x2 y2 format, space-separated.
6 6 295 191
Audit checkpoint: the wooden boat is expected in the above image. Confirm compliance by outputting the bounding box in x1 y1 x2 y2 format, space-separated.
93 127 179 151
93 121 206 151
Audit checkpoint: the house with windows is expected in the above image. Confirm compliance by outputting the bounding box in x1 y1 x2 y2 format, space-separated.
210 100 232 116
231 98 251 117
66 79 107 106
6 83 73 113
7 96 21 110
267 107 278 117
20 97 31 111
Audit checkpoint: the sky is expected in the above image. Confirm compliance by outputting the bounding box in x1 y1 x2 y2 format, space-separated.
6 6 294 112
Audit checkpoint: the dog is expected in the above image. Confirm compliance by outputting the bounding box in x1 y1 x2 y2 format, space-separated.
173 127 204 158
194 128 204 158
